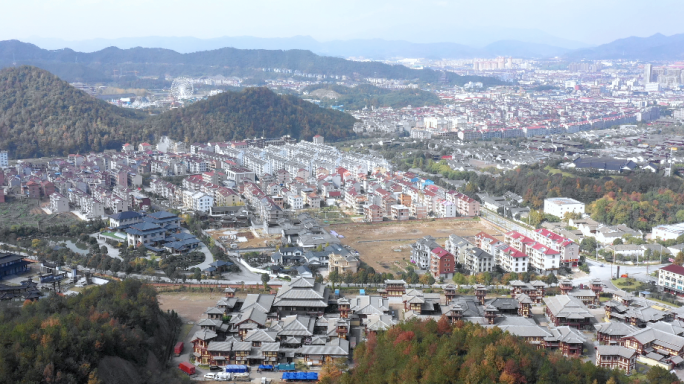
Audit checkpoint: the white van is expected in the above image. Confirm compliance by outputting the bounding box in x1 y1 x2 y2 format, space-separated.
215 372 231 381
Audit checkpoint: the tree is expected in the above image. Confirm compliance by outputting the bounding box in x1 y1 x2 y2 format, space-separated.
193 268 202 281
419 273 435 286
580 237 597 255
328 269 341 290
452 273 466 285
261 273 270 289
646 366 680 384
546 273 558 284
481 271 492 285
612 238 623 245
674 251 684 266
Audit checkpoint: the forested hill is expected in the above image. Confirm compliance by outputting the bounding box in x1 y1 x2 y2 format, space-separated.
323 319 678 384
0 40 504 86
304 83 443 110
0 280 184 384
0 65 146 158
0 66 357 158
140 87 358 142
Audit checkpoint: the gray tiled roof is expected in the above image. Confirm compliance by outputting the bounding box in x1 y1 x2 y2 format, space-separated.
243 329 277 343
597 345 637 359
624 328 684 351
207 341 233 352
192 329 217 341
298 338 349 356
544 295 593 320
594 321 637 336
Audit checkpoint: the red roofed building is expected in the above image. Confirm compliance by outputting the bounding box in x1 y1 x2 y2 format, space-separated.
138 142 152 152
505 230 560 272
430 247 455 279
446 190 480 216
25 181 40 199
364 204 383 223
659 264 684 296
532 228 580 268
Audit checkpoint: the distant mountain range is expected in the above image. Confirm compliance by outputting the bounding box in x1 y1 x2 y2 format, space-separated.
20 32 684 61
564 33 684 60
0 40 505 85
0 66 357 158
24 35 575 59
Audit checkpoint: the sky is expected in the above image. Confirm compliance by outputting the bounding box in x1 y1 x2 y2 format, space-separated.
1 0 683 46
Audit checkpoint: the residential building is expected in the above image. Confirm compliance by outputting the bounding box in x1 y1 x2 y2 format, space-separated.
410 236 440 270
49 193 70 213
363 204 383 223
543 197 585 218
390 204 409 221
653 223 684 241
461 247 494 273
659 264 684 296
429 247 455 279
328 253 360 275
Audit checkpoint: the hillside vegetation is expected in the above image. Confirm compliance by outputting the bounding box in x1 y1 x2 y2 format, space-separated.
141 87 357 143
322 319 678 384
0 66 357 158
0 40 504 86
0 65 146 157
0 280 184 384
421 160 684 231
304 84 443 110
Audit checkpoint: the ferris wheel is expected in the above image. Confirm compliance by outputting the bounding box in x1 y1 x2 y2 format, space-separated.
170 77 194 100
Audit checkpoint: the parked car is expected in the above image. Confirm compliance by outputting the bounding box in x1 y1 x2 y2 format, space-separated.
203 373 216 380
209 365 221 371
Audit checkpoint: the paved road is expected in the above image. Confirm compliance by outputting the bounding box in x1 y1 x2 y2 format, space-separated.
89 234 122 260
194 240 215 271
480 209 532 236
573 259 664 285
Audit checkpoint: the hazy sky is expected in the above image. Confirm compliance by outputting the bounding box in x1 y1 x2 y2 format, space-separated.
2 0 683 45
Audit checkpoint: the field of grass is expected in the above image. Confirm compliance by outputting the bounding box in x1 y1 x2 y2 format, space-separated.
0 198 79 228
611 277 640 291
544 165 574 177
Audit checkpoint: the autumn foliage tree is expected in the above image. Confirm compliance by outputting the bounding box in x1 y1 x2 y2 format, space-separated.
329 319 676 384
0 280 184 384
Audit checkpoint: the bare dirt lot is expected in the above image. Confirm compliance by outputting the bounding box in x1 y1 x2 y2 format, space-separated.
0 198 79 228
158 291 246 322
332 218 505 274
205 228 280 249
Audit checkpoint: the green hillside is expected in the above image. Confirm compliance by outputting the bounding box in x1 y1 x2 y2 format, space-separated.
0 65 146 158
0 280 184 384
0 40 505 87
141 87 357 143
0 66 357 159
304 83 443 110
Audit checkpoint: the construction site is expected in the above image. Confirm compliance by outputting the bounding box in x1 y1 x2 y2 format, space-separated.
332 217 505 274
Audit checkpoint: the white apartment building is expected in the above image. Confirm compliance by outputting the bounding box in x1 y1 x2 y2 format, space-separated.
49 193 70 213
0 151 7 168
652 222 684 241
183 190 214 213
288 193 303 210
496 244 529 273
543 197 585 218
